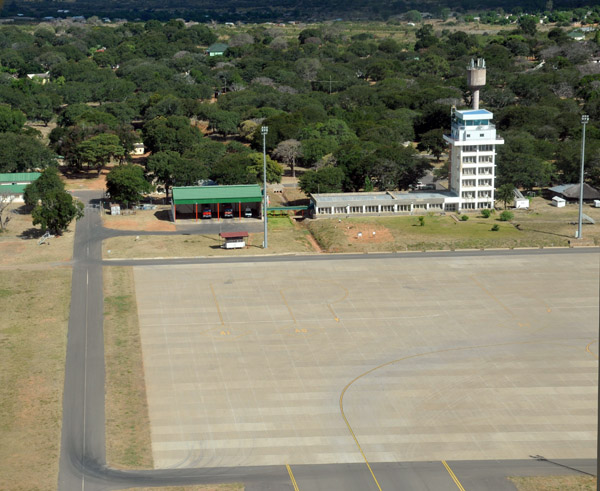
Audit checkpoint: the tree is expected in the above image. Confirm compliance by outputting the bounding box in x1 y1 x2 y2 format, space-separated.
142 116 203 154
246 152 283 183
0 104 26 133
0 196 14 231
208 110 240 136
0 133 57 173
405 10 422 22
496 183 515 210
415 24 438 50
106 164 153 206
273 139 302 178
32 189 84 235
299 167 345 194
417 128 446 161
24 167 64 208
518 16 537 36
76 133 125 172
371 145 430 190
146 150 208 198
210 153 254 185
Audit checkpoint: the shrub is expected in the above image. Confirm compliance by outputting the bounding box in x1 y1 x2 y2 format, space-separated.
481 209 491 218
500 211 514 221
418 216 425 226
460 215 469 221
491 224 500 231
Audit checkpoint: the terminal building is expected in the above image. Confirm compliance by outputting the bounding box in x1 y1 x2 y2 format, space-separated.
310 58 503 218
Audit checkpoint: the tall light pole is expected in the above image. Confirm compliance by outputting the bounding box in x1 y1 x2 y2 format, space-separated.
577 115 589 239
261 125 268 249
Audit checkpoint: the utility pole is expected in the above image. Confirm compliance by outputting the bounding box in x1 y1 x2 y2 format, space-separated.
577 115 589 239
262 125 268 249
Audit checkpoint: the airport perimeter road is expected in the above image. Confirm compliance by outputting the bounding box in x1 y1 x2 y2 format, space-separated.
58 199 598 490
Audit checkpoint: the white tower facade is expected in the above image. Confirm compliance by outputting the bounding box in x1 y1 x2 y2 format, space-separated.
443 59 503 211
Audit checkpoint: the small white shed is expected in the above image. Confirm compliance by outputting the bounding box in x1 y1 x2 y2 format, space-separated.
515 197 529 209
552 196 566 208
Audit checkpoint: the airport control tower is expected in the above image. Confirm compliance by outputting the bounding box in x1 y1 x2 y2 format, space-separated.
443 59 504 211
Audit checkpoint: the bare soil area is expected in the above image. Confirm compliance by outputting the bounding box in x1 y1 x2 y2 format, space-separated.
103 207 176 232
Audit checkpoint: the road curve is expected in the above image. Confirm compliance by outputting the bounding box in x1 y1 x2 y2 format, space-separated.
57 193 598 490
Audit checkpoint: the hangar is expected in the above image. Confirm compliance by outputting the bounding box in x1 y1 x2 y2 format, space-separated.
0 172 41 203
171 184 263 222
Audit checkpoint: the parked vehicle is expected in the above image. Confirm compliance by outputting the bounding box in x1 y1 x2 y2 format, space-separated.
202 207 212 219
244 207 253 218
223 204 233 218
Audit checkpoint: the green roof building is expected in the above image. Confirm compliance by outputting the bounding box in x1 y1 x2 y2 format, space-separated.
206 43 228 56
0 172 41 202
171 184 263 221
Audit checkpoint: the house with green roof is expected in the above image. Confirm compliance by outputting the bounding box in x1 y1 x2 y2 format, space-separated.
0 172 41 202
206 43 228 56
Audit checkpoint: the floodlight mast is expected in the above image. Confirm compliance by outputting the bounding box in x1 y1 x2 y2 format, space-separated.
261 125 268 249
577 115 589 239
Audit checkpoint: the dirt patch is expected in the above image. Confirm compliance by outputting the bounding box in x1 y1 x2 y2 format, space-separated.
304 232 323 252
25 121 57 144
103 208 176 232
63 167 108 191
0 241 26 262
343 222 394 244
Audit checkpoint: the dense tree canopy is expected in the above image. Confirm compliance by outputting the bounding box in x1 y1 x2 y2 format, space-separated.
106 164 153 205
0 15 596 198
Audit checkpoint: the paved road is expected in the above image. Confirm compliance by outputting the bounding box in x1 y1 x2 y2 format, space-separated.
57 192 598 490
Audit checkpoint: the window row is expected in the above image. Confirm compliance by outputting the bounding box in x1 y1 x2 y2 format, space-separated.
462 179 493 187
462 156 494 164
462 145 494 153
461 191 493 199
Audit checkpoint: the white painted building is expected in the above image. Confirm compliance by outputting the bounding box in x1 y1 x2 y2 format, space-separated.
443 58 503 211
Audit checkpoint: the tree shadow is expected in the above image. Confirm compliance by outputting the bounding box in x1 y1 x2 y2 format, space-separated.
518 226 572 239
19 227 44 239
154 209 172 222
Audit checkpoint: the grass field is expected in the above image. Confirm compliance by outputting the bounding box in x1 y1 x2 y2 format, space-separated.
0 267 71 490
103 216 316 259
0 202 75 265
104 266 153 469
509 475 597 490
308 198 600 253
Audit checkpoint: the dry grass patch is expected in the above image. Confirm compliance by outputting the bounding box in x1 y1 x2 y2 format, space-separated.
104 266 153 469
509 475 597 490
308 198 600 253
104 217 314 259
0 202 74 265
0 268 71 490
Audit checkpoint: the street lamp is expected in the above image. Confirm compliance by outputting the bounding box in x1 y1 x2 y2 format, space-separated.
261 125 268 249
577 115 589 239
